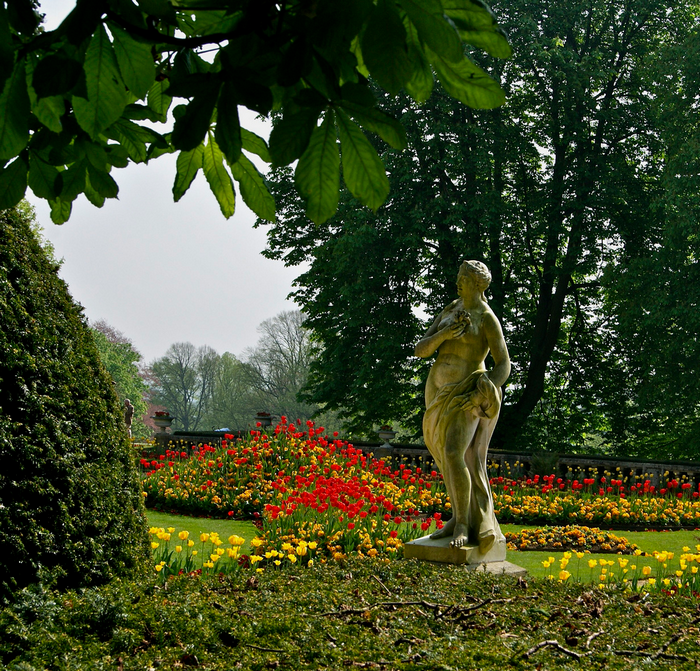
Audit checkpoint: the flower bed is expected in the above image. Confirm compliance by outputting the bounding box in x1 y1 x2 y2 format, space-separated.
504 526 641 554
140 419 700 554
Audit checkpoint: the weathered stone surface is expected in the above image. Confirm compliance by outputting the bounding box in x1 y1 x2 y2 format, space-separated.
466 561 528 577
404 534 506 564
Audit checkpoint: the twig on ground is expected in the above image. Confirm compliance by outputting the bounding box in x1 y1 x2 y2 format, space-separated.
585 630 604 649
244 643 285 653
372 574 392 596
523 639 586 661
612 633 688 662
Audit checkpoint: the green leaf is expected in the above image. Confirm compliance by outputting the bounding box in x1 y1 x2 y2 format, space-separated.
0 59 30 161
177 9 242 36
147 78 172 122
335 108 389 211
31 54 83 98
123 102 160 121
25 53 66 133
241 129 271 163
28 152 61 199
339 101 407 150
107 118 164 162
398 0 463 63
49 197 72 224
83 141 111 170
0 154 28 209
87 163 119 198
0 6 13 93
427 46 505 109
60 160 87 201
73 25 129 139
135 0 176 22
295 110 339 224
109 23 156 99
403 19 434 103
229 154 276 221
106 144 130 168
84 173 106 207
361 0 413 95
214 82 241 165
269 107 319 167
173 145 203 202
202 133 235 218
171 82 220 151
442 0 512 59
107 120 147 162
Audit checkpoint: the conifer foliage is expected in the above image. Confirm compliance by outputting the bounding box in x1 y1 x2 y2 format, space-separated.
0 206 148 602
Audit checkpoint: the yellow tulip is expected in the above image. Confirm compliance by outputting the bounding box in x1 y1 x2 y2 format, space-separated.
178 531 189 540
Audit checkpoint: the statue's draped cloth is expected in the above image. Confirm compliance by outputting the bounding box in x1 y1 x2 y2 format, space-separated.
423 369 504 545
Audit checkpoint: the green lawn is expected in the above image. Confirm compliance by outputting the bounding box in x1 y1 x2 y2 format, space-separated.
146 510 258 553
145 511 700 584
502 523 700 581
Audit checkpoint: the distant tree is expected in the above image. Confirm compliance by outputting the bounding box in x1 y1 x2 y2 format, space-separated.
150 343 220 431
90 320 149 440
201 352 257 431
243 311 317 421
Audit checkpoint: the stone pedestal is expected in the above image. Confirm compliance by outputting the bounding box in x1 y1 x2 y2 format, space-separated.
404 534 527 576
404 533 506 564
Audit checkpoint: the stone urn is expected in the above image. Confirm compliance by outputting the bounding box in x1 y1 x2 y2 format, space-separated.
152 414 174 433
377 427 396 449
255 412 273 428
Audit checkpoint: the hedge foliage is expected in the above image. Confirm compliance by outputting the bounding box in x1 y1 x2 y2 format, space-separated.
0 206 149 602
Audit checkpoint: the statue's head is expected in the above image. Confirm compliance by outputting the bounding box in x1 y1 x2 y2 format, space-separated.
458 260 491 294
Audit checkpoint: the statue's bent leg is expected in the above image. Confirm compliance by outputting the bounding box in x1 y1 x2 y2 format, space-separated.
442 415 478 548
465 417 502 553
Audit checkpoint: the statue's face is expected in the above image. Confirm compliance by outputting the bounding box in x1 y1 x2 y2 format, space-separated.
456 273 474 296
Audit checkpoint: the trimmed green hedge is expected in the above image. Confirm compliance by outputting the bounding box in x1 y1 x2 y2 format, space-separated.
0 207 149 602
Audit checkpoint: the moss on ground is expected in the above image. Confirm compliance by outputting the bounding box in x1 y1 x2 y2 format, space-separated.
1 558 698 670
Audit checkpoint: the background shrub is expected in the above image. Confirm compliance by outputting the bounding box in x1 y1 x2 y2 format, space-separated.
0 206 149 602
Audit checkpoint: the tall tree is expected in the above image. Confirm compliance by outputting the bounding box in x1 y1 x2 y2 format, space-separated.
260 0 699 452
150 343 220 431
90 320 150 439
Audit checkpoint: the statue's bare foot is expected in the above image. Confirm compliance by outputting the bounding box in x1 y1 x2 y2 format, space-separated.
479 532 495 554
430 517 456 539
450 524 469 548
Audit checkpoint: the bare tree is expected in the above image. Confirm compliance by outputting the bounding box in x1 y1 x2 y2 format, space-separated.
150 343 220 431
243 311 315 420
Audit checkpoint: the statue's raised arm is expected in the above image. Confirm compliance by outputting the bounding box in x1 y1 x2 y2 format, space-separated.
416 261 510 557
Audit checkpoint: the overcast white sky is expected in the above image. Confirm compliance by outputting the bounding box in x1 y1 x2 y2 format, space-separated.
28 1 303 364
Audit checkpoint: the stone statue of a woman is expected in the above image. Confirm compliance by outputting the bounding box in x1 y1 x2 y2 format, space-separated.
414 261 510 555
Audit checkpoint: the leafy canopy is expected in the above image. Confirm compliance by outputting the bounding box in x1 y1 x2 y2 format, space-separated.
1 0 510 224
